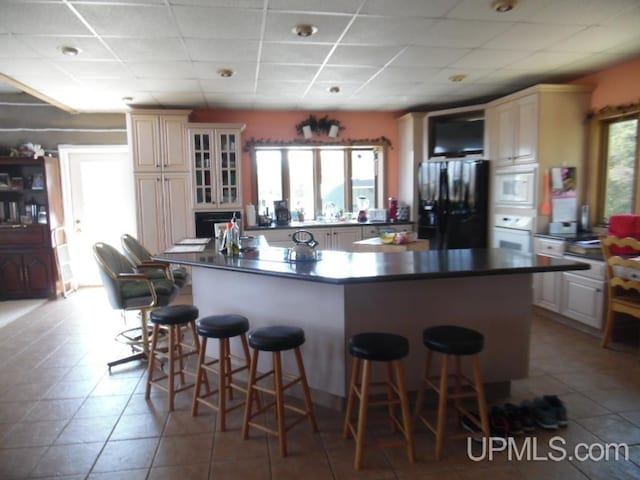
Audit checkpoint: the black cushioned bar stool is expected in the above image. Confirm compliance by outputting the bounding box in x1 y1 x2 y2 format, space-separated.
145 305 200 411
414 325 490 460
192 314 253 431
241 325 318 457
343 332 415 471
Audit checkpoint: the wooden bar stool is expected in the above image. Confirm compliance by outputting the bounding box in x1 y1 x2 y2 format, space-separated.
145 304 200 411
192 314 253 431
241 325 318 457
343 332 415 470
414 325 490 460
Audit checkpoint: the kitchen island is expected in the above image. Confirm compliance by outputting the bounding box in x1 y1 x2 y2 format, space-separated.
156 240 589 408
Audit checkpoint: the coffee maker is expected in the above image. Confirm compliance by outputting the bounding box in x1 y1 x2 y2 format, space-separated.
274 200 290 226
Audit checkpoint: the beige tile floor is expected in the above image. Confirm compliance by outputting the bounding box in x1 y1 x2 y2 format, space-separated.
1 287 640 479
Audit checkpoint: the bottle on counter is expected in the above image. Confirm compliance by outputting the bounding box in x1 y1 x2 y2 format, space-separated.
225 217 240 256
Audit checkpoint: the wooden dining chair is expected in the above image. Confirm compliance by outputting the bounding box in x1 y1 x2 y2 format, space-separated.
601 236 640 349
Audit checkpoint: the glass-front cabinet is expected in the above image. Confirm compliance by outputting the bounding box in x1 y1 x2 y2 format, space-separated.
188 124 244 210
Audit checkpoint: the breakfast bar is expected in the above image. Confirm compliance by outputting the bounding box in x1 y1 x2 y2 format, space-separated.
156 241 589 408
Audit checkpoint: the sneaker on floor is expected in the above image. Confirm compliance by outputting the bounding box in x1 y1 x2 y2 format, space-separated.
461 412 485 442
525 398 558 430
517 401 536 432
543 395 568 427
489 406 510 437
503 403 525 435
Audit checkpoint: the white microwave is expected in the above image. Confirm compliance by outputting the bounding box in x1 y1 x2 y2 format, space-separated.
494 167 536 208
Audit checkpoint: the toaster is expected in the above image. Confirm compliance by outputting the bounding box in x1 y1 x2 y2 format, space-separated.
368 208 388 222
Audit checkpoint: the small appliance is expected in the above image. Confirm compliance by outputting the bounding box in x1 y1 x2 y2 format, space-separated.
367 208 387 222
274 200 290 226
388 197 398 221
356 196 369 223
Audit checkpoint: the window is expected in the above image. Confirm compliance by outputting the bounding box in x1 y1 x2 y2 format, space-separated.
254 146 383 221
600 116 640 222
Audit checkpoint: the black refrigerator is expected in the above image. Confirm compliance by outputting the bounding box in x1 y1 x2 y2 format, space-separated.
418 159 489 250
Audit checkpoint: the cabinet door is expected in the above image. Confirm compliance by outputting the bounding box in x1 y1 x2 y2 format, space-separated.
260 229 296 247
494 103 515 165
161 116 188 172
331 227 362 251
313 228 332 250
216 129 241 208
0 252 26 298
135 174 164 255
130 115 161 172
514 95 537 163
163 173 193 248
532 271 562 312
190 128 214 208
561 272 605 329
23 250 54 297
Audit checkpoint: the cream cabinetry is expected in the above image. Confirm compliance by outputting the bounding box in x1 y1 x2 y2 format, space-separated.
532 237 565 312
315 227 362 251
561 256 605 329
361 224 413 240
128 110 193 254
134 173 192 255
491 95 537 166
187 124 244 211
128 110 190 173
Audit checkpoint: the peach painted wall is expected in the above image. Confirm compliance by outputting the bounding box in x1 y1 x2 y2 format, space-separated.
571 56 640 110
189 110 401 206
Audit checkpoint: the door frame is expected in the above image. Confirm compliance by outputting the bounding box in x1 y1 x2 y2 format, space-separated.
58 144 132 286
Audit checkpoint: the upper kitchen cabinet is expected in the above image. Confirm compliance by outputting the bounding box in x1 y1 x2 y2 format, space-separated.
127 110 191 173
490 94 537 166
486 85 593 168
187 124 245 211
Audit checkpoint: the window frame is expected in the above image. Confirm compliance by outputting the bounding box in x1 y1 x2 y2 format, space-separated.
251 144 386 219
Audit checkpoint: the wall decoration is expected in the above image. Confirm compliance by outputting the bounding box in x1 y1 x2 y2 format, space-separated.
243 136 392 152
295 115 344 138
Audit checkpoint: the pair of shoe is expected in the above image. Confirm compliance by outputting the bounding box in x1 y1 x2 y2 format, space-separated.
460 407 511 439
522 395 568 430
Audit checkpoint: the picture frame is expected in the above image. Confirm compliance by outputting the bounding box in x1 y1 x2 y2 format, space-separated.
0 173 10 189
31 172 44 190
11 176 24 190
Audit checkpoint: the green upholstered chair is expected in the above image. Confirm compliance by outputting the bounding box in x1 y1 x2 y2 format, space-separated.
93 241 179 371
121 233 190 288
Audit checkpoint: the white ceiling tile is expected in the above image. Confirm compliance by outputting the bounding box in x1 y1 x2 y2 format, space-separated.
548 25 640 54
192 61 256 80
413 19 514 48
173 6 264 39
483 23 585 51
53 61 130 78
446 0 551 22
268 0 362 13
452 49 531 69
314 65 378 83
185 39 260 62
0 57 57 76
371 66 443 85
264 12 351 43
171 0 264 7
256 81 308 96
357 80 424 95
258 64 319 82
15 35 114 60
528 0 638 25
199 78 255 93
508 51 586 71
141 78 201 92
128 61 196 78
327 45 403 67
73 4 178 37
361 0 455 17
105 38 188 61
153 92 206 105
0 3 91 35
342 16 435 45
390 46 470 68
261 43 333 64
305 82 360 97
0 35 41 58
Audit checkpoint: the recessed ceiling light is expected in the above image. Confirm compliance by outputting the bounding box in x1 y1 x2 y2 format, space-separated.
491 0 517 12
122 97 134 104
217 68 234 78
58 45 81 57
329 86 340 94
292 24 318 38
448 74 467 82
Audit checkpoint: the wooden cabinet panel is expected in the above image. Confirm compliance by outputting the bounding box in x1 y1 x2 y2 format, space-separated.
561 272 605 329
23 251 54 297
0 252 24 297
0 250 54 299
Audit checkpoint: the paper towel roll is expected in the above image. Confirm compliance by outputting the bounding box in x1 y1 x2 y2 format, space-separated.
245 204 256 227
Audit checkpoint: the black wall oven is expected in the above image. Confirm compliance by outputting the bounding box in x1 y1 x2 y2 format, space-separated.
195 211 242 238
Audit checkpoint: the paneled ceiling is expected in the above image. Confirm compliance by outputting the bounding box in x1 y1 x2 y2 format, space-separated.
0 0 639 113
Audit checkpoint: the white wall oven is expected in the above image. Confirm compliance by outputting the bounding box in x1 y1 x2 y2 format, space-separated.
494 166 536 208
493 214 533 253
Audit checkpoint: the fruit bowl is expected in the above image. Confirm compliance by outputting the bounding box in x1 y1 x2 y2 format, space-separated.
380 232 396 244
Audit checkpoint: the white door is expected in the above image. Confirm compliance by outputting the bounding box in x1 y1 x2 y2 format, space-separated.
59 145 135 286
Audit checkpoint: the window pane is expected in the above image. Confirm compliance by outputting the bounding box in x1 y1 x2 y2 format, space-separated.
256 150 283 216
320 150 345 219
288 150 314 220
351 150 376 212
604 119 638 220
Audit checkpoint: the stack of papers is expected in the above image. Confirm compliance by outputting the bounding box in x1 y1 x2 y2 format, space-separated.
164 244 207 253
177 238 210 245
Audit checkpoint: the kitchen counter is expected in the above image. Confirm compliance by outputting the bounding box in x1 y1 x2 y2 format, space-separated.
156 240 589 407
245 220 413 231
351 237 430 253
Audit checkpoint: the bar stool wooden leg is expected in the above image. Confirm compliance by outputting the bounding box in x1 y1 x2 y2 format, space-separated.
472 354 490 437
273 351 287 457
167 325 176 411
218 338 229 431
343 357 360 438
354 359 371 470
192 336 208 416
242 349 259 440
394 360 415 464
435 354 449 461
293 347 318 432
145 324 161 399
385 362 397 432
414 349 433 419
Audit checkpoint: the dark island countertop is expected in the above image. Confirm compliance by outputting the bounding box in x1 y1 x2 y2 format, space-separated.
156 240 590 285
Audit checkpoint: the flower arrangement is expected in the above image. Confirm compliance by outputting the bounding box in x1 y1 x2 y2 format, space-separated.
295 115 344 138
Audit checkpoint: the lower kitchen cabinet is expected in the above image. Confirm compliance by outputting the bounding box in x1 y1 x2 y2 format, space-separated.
315 227 362 250
0 249 55 299
560 272 605 329
532 237 565 312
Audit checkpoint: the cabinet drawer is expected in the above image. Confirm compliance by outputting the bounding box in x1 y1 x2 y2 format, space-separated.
562 255 605 280
533 237 565 257
0 225 47 247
